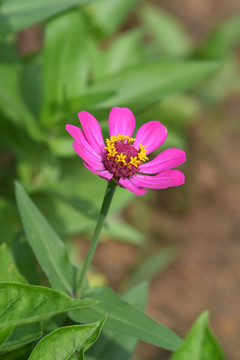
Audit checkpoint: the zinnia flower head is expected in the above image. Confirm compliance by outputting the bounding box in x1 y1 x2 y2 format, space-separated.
66 107 186 195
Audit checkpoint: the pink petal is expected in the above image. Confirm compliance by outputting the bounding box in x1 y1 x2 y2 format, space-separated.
119 178 147 196
84 163 113 181
131 170 185 189
78 111 105 152
109 107 135 138
134 121 167 155
72 142 104 170
66 123 103 159
139 148 186 174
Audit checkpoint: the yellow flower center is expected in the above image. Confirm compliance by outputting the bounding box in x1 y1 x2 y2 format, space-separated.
103 135 148 180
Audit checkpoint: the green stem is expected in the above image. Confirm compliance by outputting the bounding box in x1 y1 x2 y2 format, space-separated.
76 181 116 298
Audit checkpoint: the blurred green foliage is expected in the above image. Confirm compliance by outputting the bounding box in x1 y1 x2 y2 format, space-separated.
0 0 238 358
1 0 239 247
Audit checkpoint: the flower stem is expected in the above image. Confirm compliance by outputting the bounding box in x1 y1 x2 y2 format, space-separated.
76 181 116 298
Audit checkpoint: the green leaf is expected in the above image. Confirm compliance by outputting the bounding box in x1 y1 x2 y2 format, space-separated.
137 95 200 129
69 286 182 351
122 280 149 309
0 323 42 353
20 55 42 119
41 9 88 123
0 199 19 244
91 61 219 108
197 56 240 103
92 29 143 80
0 326 14 348
86 0 141 38
86 281 149 360
0 63 44 141
140 4 192 57
28 317 106 360
15 181 77 295
0 0 101 36
0 244 27 284
0 282 97 328
170 312 226 360
0 345 32 359
11 234 40 285
106 29 143 74
199 14 240 58
0 34 17 62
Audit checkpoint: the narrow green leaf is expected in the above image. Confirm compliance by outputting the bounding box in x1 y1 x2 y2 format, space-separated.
88 30 143 81
86 0 141 38
0 63 44 141
69 286 182 351
197 56 240 103
140 4 192 57
20 55 42 119
91 61 219 108
28 317 106 360
86 282 149 360
107 29 143 73
44 91 115 138
0 244 27 284
0 198 19 245
122 280 149 309
170 312 226 360
0 323 42 353
137 95 200 129
199 14 240 58
0 282 97 328
41 9 88 123
0 0 101 36
15 181 77 295
98 29 143 79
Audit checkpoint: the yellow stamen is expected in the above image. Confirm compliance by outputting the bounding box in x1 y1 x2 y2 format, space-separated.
116 153 126 164
129 156 141 168
106 146 118 159
105 135 136 146
137 144 149 162
104 134 148 172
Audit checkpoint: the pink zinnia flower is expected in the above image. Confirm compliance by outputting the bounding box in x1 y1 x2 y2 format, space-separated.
66 107 186 195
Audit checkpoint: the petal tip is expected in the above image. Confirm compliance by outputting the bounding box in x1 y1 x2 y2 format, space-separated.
178 172 185 185
65 124 73 132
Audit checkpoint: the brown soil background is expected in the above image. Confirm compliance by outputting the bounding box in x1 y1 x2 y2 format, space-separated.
18 0 240 359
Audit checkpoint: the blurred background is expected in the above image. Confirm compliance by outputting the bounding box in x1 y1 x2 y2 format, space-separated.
0 0 240 359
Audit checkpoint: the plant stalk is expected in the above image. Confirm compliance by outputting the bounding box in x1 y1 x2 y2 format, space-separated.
76 181 116 298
